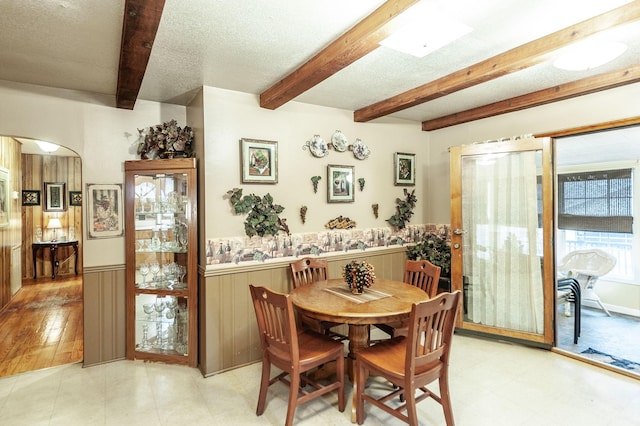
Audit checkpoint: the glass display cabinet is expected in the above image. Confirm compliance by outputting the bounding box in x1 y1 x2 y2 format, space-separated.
124 158 197 367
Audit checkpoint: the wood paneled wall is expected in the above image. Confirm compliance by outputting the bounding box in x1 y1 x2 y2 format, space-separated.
83 265 126 366
80 246 406 371
198 247 407 377
21 153 82 279
0 136 22 307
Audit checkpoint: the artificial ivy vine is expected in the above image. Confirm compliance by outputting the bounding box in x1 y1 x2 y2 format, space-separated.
386 188 417 230
226 188 290 237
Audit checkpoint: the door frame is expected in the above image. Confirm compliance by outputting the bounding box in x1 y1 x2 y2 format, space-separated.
450 137 555 347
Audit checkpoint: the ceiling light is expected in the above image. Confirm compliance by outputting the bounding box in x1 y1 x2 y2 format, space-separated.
35 141 60 153
553 41 627 71
380 8 472 58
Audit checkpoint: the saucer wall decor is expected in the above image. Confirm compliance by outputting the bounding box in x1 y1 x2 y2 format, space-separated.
352 138 370 160
303 134 329 157
331 130 348 152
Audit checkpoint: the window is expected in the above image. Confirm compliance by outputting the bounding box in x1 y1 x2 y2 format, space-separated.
556 168 635 281
558 168 633 233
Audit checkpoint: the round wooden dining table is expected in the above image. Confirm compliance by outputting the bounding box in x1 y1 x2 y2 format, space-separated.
289 278 429 380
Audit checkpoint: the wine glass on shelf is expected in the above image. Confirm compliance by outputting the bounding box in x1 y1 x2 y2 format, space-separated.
160 228 170 250
178 265 187 288
139 263 150 287
150 262 160 287
165 296 177 319
143 303 155 320
155 321 164 350
162 263 174 288
140 324 151 350
154 297 166 321
154 296 166 350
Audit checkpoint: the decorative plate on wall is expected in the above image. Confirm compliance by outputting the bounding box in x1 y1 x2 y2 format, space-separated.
304 134 329 157
352 138 370 160
331 130 348 152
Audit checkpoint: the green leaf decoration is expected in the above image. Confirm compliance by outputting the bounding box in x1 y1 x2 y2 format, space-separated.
226 188 289 237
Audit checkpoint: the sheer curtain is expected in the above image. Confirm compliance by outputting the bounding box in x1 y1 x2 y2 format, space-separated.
462 151 544 334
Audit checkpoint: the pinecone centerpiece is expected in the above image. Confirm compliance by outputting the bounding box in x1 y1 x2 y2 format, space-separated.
343 260 376 294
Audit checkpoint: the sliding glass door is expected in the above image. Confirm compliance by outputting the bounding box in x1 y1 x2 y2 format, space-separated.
450 137 555 346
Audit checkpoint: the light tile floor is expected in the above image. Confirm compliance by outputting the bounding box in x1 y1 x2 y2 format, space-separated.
0 335 638 426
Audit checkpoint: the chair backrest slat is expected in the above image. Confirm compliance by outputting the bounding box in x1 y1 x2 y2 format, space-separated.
290 257 329 288
403 259 441 298
250 285 299 362
407 291 461 373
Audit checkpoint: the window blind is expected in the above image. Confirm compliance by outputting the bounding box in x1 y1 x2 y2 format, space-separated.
558 168 633 233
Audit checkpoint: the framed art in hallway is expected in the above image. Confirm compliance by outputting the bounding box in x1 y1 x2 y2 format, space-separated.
240 138 278 184
69 191 82 206
22 190 41 206
44 182 66 212
394 152 415 186
86 183 123 239
0 167 8 227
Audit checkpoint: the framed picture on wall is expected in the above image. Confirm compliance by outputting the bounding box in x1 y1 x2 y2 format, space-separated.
394 152 415 186
240 138 278 184
69 191 82 206
0 167 9 227
327 164 355 203
44 182 66 212
22 190 41 206
86 183 123 239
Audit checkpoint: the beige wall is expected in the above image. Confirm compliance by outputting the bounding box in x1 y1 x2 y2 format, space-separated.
197 86 431 244
425 82 640 224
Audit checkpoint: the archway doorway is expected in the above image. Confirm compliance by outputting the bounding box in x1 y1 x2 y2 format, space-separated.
0 137 83 378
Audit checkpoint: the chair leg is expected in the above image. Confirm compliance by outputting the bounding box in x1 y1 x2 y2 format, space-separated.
285 373 301 426
404 384 419 426
439 372 455 426
355 362 366 425
595 297 612 316
256 360 271 416
336 353 346 412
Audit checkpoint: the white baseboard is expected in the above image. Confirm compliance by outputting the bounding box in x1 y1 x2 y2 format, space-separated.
582 300 640 318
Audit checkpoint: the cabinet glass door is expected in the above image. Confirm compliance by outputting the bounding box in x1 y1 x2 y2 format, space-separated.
126 158 197 366
133 172 190 356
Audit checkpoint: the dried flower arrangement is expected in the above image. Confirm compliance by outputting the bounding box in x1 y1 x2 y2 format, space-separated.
137 119 194 159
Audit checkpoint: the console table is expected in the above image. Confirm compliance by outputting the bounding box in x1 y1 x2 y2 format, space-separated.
32 240 79 279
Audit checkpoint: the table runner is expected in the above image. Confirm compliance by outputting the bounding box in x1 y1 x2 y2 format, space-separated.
323 286 391 304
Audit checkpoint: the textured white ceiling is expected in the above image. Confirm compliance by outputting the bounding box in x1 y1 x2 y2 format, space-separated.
1 0 639 159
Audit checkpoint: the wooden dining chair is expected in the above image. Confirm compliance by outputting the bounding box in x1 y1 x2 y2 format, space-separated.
289 257 347 340
355 291 461 426
249 285 345 426
290 257 328 288
375 259 441 338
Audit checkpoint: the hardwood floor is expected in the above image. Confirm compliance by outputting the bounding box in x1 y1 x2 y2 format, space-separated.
0 275 83 378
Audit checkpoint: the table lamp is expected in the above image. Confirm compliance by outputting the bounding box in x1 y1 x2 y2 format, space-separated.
47 218 62 241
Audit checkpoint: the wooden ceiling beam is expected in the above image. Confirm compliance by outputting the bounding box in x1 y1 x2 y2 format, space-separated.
354 1 640 122
116 0 166 110
421 64 640 131
259 0 421 110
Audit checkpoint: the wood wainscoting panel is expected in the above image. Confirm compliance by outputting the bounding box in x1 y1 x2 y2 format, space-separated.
83 266 126 366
